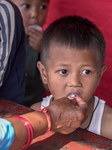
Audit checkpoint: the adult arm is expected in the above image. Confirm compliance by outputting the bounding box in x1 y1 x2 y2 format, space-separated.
1 96 87 150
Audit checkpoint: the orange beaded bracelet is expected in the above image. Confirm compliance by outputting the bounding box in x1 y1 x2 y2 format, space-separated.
36 107 51 135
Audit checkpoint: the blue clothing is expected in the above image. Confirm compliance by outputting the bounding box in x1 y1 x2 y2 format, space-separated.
0 118 15 150
0 0 25 104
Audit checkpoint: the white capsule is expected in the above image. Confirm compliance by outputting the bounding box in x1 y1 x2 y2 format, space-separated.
30 25 42 32
71 94 76 98
67 94 76 100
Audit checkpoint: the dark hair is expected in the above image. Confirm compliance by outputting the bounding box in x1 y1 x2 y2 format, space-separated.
41 15 106 66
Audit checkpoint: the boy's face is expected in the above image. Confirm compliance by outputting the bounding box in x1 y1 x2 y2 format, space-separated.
11 0 49 35
38 45 107 103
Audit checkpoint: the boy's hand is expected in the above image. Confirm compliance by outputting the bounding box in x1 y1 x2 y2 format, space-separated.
47 96 88 134
28 27 43 53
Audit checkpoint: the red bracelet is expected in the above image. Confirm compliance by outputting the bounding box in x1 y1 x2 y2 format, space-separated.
36 107 51 135
12 116 33 150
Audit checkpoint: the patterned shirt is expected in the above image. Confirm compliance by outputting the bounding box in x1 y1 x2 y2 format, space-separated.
0 0 14 86
0 118 15 150
0 0 25 104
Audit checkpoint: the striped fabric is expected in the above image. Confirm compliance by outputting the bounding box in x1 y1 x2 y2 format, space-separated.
0 0 25 103
0 0 15 86
0 118 15 150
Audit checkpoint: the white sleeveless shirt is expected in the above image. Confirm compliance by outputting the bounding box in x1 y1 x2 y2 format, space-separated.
41 95 105 135
41 95 53 109
88 96 105 135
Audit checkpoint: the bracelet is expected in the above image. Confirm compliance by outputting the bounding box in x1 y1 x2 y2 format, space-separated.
12 116 33 150
36 107 51 135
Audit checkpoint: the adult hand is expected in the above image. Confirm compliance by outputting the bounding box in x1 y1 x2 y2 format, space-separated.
47 96 88 134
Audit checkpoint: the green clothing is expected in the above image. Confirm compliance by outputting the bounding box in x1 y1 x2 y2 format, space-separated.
23 40 46 107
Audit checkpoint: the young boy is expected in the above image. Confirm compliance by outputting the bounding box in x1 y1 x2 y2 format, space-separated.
31 15 112 140
10 0 49 107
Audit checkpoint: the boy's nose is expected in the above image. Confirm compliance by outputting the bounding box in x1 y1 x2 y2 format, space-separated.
67 74 81 87
31 9 39 18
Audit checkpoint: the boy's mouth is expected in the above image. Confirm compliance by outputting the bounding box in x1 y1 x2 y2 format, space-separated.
67 93 80 100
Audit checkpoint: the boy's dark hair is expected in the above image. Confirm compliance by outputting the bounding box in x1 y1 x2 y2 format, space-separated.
41 15 106 66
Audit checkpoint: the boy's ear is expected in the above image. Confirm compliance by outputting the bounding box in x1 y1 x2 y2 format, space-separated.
98 64 107 85
37 61 48 84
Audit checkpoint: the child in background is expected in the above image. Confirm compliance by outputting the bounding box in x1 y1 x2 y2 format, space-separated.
10 0 49 107
31 15 112 140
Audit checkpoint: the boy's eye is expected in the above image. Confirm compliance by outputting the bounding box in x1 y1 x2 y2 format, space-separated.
22 4 29 8
58 70 68 75
40 5 47 10
82 70 91 75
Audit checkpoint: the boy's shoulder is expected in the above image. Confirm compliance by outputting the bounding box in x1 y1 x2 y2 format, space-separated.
30 102 41 110
103 104 112 120
101 104 112 139
103 104 112 119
